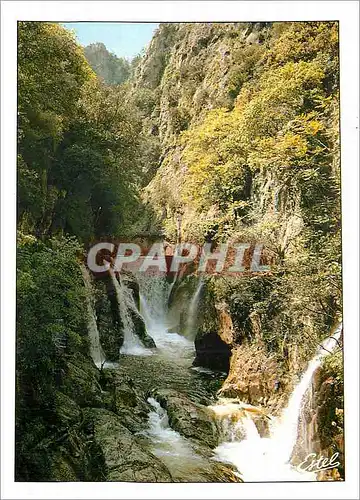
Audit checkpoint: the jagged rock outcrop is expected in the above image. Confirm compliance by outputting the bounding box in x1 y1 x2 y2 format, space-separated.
95 276 124 360
219 343 294 413
151 388 218 448
134 23 269 146
83 408 173 482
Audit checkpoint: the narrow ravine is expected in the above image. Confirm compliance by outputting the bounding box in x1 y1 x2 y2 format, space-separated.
85 266 342 483
15 21 344 485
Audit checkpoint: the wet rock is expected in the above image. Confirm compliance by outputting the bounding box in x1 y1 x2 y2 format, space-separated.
130 309 156 348
152 389 218 448
61 354 103 407
114 377 139 408
193 331 232 372
125 275 141 309
100 370 151 434
112 379 149 433
84 408 173 482
95 277 123 360
117 272 156 349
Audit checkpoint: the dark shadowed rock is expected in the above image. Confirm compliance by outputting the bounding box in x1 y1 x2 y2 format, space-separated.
95 277 123 361
193 331 231 372
84 408 173 482
61 354 103 407
130 309 156 348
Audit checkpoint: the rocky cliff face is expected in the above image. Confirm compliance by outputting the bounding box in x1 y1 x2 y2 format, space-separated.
132 22 342 475
43 22 342 482
135 23 270 144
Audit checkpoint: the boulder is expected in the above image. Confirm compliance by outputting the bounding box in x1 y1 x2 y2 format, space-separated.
84 408 173 482
193 331 232 372
99 370 152 434
151 389 218 448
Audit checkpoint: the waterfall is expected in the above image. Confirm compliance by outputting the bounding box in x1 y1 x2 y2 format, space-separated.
81 265 106 369
270 323 342 462
213 323 342 481
138 274 170 329
137 274 194 356
185 279 203 340
109 268 150 356
143 397 208 480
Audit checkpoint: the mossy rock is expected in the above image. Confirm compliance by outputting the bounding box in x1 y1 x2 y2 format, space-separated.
152 388 218 448
50 454 78 481
61 354 103 407
55 391 82 426
83 408 173 482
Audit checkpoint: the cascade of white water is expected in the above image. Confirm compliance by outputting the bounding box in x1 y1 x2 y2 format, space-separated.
213 323 342 481
185 279 203 340
109 268 150 356
138 274 170 329
80 265 106 369
137 274 194 357
270 323 343 463
143 397 209 480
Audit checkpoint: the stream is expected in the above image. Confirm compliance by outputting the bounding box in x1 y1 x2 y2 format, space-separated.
83 267 342 482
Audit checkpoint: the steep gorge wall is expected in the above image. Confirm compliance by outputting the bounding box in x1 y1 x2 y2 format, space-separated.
132 22 343 465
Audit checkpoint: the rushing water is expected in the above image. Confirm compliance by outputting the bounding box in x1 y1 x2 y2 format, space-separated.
109 268 151 356
184 278 203 340
138 273 199 357
142 397 211 480
81 265 106 368
213 324 343 482
83 264 342 482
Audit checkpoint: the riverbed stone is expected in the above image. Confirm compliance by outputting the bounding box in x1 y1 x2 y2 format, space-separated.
84 408 173 482
152 388 218 448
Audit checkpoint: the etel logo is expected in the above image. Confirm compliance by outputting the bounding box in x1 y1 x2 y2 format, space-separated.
297 452 340 474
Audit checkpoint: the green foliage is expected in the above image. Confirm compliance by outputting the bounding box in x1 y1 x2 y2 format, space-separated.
16 234 88 480
143 21 341 363
53 79 147 240
18 22 153 241
18 22 94 119
17 22 94 234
